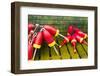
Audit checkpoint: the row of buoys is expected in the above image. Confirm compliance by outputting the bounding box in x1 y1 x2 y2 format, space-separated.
59 25 88 53
28 23 88 60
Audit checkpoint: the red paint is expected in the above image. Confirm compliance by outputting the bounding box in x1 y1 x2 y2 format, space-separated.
28 23 35 33
71 35 77 46
28 43 34 60
74 27 87 39
42 29 55 45
34 31 43 46
44 25 58 36
77 31 87 39
31 34 36 45
67 25 74 35
73 27 80 32
28 30 34 41
59 34 71 47
74 33 83 43
71 34 77 53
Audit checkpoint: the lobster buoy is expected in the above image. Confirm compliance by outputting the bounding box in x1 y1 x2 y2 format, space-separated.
44 25 59 37
42 28 56 47
28 23 35 33
71 34 77 53
59 34 71 48
74 27 88 39
28 42 34 60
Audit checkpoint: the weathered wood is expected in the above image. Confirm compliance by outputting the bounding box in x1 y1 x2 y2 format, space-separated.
50 47 61 60
34 40 88 60
57 40 70 59
60 45 71 59
76 43 87 58
40 44 50 60
82 44 88 54
67 43 79 59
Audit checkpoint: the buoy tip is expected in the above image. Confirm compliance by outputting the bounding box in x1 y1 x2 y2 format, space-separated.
74 49 77 54
59 45 62 48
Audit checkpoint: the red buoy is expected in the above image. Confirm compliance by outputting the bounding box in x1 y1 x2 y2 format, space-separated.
74 33 87 45
28 30 34 41
28 42 34 60
71 34 77 53
44 25 59 37
28 23 35 33
42 28 56 47
74 27 88 39
42 28 59 55
43 25 70 43
31 33 37 45
59 34 71 47
28 33 37 60
32 31 43 60
74 33 83 43
33 31 43 49
67 25 74 35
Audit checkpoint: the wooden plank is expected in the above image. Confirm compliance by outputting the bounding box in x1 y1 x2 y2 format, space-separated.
82 44 88 54
67 43 79 59
40 44 50 60
50 47 61 60
76 43 87 58
59 45 71 59
57 40 70 59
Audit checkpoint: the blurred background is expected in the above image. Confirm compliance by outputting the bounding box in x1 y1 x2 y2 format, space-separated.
28 15 88 35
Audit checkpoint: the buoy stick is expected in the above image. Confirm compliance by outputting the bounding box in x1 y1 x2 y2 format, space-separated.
33 24 39 33
83 40 88 45
30 32 37 44
59 33 69 41
53 46 59 56
73 46 77 53
32 48 37 60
